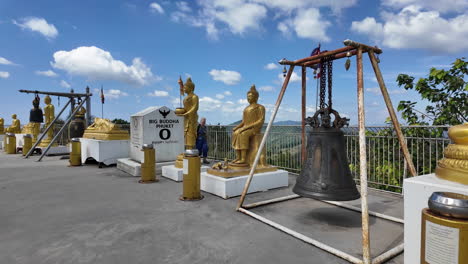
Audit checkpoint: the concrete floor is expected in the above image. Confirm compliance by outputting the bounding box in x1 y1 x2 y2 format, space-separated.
0 152 404 264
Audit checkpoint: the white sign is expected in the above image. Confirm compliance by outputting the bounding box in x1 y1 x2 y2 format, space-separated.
425 220 459 264
130 106 184 163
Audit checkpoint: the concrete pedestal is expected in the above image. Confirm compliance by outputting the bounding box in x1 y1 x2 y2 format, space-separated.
403 173 468 264
201 170 289 199
38 146 69 156
81 138 129 166
162 165 209 182
117 159 175 177
0 134 4 149
15 133 26 148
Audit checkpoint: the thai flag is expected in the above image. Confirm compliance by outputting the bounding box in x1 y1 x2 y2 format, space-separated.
100 86 105 104
310 43 321 78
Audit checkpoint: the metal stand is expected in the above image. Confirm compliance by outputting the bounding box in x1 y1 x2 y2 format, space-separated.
21 89 93 160
236 40 417 264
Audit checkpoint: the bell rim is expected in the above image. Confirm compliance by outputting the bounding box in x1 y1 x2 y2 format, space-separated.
292 185 361 201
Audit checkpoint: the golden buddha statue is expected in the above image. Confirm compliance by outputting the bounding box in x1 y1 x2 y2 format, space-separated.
435 123 468 184
39 96 57 147
208 85 276 177
0 117 4 135
6 114 21 134
82 118 129 140
174 77 199 168
21 96 43 143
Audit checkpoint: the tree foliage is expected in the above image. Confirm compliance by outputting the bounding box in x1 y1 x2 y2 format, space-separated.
112 118 130 124
396 58 467 125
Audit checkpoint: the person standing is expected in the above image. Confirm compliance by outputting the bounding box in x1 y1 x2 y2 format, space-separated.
196 117 209 164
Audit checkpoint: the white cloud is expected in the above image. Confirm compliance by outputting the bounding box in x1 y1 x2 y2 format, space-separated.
351 17 384 40
351 6 468 53
366 87 407 95
277 71 302 82
199 96 223 112
238 98 248 104
60 80 71 88
176 2 192 12
148 90 169 97
149 2 165 14
13 17 58 39
265 63 278 70
251 0 357 14
36 70 58 77
224 91 232 96
382 0 468 14
105 89 129 99
52 46 155 86
0 57 14 65
209 69 241 85
0 71 9 79
290 8 331 41
259 85 274 92
215 93 225 99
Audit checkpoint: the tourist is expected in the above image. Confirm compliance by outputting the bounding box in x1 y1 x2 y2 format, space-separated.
196 117 209 164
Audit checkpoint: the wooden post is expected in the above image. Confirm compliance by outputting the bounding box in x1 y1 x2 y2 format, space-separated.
236 65 295 210
368 50 417 177
301 66 307 162
357 47 371 264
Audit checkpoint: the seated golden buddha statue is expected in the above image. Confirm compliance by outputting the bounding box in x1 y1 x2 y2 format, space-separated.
6 114 21 134
435 123 468 184
82 117 129 140
208 85 276 177
0 117 4 135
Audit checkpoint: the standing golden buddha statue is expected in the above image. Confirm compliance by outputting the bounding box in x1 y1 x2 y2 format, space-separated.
0 117 4 135
39 95 57 147
174 77 199 168
208 85 276 177
6 114 21 133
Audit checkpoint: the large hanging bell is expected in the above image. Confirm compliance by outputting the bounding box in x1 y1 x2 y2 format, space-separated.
29 96 44 123
293 108 360 201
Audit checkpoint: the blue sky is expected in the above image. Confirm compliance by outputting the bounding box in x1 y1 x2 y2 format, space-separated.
1 0 466 125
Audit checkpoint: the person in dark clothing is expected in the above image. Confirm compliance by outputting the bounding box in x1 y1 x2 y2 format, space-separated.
196 117 209 164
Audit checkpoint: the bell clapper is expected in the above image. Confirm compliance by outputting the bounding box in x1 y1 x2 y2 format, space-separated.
345 51 351 71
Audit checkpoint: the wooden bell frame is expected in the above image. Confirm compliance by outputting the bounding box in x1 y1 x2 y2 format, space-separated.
235 40 417 264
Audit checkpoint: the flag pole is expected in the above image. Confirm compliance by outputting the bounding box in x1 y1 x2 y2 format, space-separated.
100 86 105 118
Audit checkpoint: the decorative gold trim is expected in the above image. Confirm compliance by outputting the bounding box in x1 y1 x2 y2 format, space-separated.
444 144 468 160
207 165 277 178
435 165 468 185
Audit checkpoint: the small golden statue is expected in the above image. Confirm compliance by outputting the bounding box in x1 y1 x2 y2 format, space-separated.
174 77 199 168
208 85 276 177
82 118 129 140
6 114 21 134
435 123 468 184
22 95 43 143
39 96 57 147
0 117 4 135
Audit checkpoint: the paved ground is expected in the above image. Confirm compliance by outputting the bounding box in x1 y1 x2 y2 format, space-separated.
0 152 404 264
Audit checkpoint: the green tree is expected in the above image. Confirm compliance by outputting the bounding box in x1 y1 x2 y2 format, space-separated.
112 118 130 124
396 57 467 126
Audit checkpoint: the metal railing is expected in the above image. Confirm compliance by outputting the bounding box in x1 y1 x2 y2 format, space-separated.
205 125 451 193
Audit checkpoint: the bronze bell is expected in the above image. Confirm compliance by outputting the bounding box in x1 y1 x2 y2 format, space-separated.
293 108 360 201
29 96 44 123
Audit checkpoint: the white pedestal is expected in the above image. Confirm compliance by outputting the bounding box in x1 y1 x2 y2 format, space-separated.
80 138 129 166
162 165 209 182
0 134 4 149
201 170 289 199
403 173 468 264
117 158 142 177
39 146 69 156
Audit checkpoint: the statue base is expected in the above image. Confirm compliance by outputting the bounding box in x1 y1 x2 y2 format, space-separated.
0 134 4 150
38 138 58 148
82 132 129 141
80 138 129 166
403 173 468 264
201 169 289 199
207 162 278 178
162 164 210 182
